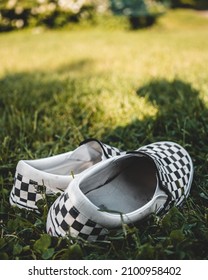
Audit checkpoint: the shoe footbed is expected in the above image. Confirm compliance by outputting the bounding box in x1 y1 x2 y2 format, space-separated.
82 156 157 214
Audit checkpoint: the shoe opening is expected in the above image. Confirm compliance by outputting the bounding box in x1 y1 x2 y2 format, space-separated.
26 141 103 176
80 155 158 214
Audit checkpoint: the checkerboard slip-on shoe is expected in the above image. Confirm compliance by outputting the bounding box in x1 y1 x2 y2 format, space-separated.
137 141 193 210
46 141 193 242
9 138 123 211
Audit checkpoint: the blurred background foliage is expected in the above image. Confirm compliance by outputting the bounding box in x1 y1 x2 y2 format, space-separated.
0 0 208 32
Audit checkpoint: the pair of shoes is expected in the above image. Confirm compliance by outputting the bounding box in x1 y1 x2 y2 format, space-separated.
10 139 193 242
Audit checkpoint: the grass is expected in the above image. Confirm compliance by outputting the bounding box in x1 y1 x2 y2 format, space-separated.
0 9 208 260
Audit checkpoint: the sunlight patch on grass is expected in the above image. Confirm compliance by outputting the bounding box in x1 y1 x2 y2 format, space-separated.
157 9 208 30
95 90 158 128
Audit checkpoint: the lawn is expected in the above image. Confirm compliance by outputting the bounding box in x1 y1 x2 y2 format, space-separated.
0 9 208 260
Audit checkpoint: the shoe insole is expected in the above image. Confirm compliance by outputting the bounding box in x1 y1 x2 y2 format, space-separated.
84 156 157 214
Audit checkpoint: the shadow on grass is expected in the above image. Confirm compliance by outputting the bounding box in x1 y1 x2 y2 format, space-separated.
56 58 94 74
0 59 96 160
0 58 95 107
1 68 208 171
106 79 208 158
1 63 208 166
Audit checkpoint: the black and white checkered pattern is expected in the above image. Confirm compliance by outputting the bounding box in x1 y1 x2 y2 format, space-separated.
9 171 43 210
137 142 193 210
9 139 123 211
47 192 108 241
102 142 123 157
